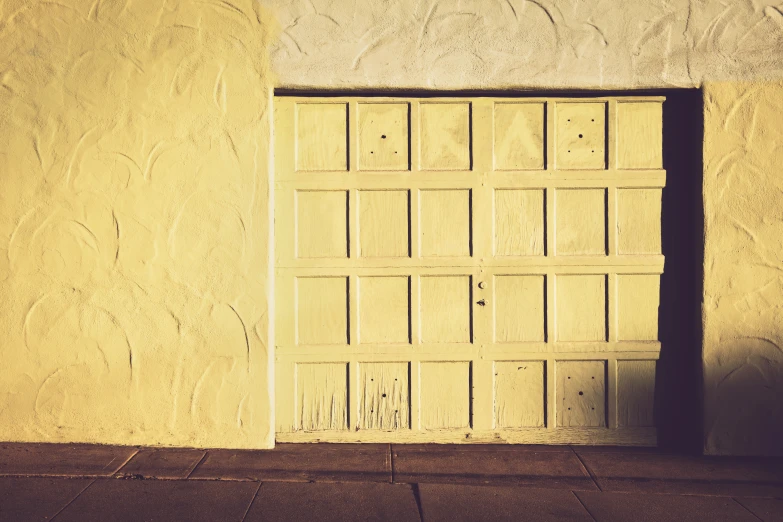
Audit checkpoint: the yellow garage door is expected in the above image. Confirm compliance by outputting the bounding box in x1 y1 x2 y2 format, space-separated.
274 96 664 445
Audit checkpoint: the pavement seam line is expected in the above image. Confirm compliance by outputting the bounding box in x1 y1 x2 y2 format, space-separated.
390 443 395 483
186 450 210 479
570 447 602 492
49 478 98 521
571 490 598 522
732 497 764 521
240 482 264 522
111 448 141 476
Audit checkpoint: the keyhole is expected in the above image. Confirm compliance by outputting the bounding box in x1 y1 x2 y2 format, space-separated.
381 134 386 139
578 134 583 138
382 393 387 398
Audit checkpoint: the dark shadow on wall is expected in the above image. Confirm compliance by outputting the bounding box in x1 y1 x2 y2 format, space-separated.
657 89 704 454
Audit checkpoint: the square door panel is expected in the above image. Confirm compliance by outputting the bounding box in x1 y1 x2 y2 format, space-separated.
296 190 348 258
359 276 410 344
420 103 471 170
494 189 545 256
419 276 472 344
556 275 606 342
359 103 409 170
420 362 471 429
296 103 348 171
556 361 606 427
555 189 606 256
296 277 348 345
359 362 410 430
617 102 663 169
617 189 662 254
617 274 660 341
420 189 471 257
493 103 545 170
297 363 348 431
617 360 656 427
494 361 546 428
494 275 546 343
555 102 606 170
359 190 409 258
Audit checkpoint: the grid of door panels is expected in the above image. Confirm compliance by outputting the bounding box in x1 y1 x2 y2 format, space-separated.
274 96 665 444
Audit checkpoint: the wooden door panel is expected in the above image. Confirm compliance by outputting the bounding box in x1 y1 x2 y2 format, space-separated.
419 189 472 257
359 362 410 430
494 189 545 256
358 276 410 344
358 190 410 258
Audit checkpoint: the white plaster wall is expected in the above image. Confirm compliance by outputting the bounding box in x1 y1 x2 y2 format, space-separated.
265 0 783 89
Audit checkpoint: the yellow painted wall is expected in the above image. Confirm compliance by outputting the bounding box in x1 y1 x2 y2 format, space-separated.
703 82 783 455
0 0 276 449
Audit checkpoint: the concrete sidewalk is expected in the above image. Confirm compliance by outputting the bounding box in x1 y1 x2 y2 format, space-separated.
0 443 781 521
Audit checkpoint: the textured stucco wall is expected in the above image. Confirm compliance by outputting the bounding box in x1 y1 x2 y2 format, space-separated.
703 82 783 456
266 0 783 89
0 0 276 448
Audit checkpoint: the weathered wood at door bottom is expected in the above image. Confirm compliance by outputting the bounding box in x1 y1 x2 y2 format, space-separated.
276 427 656 445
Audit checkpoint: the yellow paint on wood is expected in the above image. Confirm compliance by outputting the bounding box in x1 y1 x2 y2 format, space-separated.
617 360 656 427
493 103 545 170
617 189 662 254
419 276 472 344
494 189 545 256
555 102 606 170
296 277 348 345
358 190 409 258
420 362 471 429
296 103 348 171
359 363 410 430
616 102 663 169
556 275 607 342
555 189 606 255
275 95 664 446
296 190 348 258
494 275 545 343
420 189 471 257
494 361 546 428
358 276 410 344
297 363 348 431
419 103 471 170
359 103 409 170
617 275 660 341
557 361 606 427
